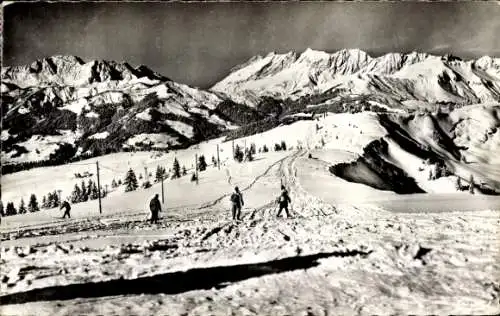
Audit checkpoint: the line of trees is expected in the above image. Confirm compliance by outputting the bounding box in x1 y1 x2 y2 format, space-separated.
70 179 107 204
1 194 41 217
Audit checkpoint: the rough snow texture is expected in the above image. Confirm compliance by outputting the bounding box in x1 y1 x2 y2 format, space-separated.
1 151 499 315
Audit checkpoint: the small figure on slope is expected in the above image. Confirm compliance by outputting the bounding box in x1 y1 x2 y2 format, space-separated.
60 200 71 219
149 194 162 224
230 186 244 221
276 185 292 218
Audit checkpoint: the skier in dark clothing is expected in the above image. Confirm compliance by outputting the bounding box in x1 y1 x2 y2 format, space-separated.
230 186 244 221
277 185 292 218
149 194 161 224
60 200 71 219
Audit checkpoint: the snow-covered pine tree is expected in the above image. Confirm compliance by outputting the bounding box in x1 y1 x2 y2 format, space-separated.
6 202 17 216
263 145 269 153
155 166 165 182
191 172 198 182
81 180 88 202
172 158 181 179
91 182 99 200
250 143 256 155
87 179 94 197
281 140 287 151
18 198 27 214
198 155 207 171
234 144 244 162
455 177 462 191
0 201 4 217
28 194 40 212
124 168 139 192
246 148 254 161
469 174 475 194
111 179 118 188
42 195 48 209
71 184 82 203
52 190 60 207
182 166 187 176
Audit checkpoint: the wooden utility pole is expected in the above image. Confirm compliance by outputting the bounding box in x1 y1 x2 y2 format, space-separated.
161 175 165 203
96 161 102 214
144 166 148 183
195 154 199 185
217 144 220 170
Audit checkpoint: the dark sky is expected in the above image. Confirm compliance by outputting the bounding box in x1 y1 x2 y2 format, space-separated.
3 1 500 88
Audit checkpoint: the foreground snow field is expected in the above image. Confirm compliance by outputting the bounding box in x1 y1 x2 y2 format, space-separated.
1 150 499 315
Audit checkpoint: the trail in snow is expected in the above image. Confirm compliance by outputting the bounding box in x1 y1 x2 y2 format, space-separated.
1 150 499 316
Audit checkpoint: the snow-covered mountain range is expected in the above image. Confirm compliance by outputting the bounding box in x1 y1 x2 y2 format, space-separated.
2 50 500 167
212 48 500 107
1 55 244 166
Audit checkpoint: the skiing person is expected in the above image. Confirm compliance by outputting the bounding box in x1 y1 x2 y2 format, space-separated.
60 200 71 219
230 186 244 221
149 194 161 224
276 185 292 218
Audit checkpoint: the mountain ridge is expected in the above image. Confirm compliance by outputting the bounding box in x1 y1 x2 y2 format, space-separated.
211 48 500 107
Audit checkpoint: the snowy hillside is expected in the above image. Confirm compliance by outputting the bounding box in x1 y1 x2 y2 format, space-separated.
1 56 242 166
212 49 500 106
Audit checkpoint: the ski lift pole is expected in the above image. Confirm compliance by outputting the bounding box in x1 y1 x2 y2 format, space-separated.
217 144 220 170
161 175 165 203
96 161 102 214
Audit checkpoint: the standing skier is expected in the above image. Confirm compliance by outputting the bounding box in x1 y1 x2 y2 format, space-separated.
149 194 161 224
230 186 244 221
60 200 72 219
276 185 292 218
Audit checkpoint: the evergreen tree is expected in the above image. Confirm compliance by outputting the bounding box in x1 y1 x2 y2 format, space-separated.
191 172 198 182
42 195 48 209
155 166 166 182
212 156 217 167
139 173 143 180
250 143 256 155
274 143 281 151
6 202 17 216
91 182 99 200
281 140 287 151
52 191 60 207
246 148 254 161
198 155 207 171
124 168 139 192
18 198 27 214
0 201 4 217
118 179 122 186
111 179 118 188
28 194 40 212
86 179 93 197
455 177 462 191
172 158 181 179
469 174 475 194
234 144 244 162
71 184 82 203
263 145 269 153
182 166 187 176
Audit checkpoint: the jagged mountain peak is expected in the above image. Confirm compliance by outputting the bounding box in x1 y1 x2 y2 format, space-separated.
212 48 500 107
2 55 169 88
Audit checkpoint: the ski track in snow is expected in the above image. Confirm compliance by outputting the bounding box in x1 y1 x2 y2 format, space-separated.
1 151 499 315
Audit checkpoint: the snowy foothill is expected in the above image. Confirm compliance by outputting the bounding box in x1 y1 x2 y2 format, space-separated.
1 106 500 315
